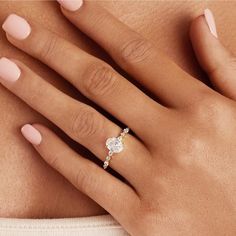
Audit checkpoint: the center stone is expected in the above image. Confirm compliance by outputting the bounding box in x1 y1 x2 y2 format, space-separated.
106 137 124 153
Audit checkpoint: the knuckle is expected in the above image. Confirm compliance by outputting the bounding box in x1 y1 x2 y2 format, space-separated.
87 12 110 33
119 37 154 64
191 93 224 121
75 163 98 193
75 168 89 193
83 63 117 97
45 152 61 169
187 90 233 130
70 107 104 140
38 34 58 61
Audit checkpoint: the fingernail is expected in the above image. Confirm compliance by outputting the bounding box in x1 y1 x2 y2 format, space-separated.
204 9 218 38
0 57 21 83
57 0 83 11
2 14 31 40
21 124 42 145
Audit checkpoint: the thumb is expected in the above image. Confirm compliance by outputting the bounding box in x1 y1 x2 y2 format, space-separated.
190 9 236 100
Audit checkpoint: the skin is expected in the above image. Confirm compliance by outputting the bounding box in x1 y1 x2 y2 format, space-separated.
0 0 236 221
0 1 236 235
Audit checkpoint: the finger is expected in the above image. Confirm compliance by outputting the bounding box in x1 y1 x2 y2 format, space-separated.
56 0 209 107
190 9 236 100
21 123 139 225
0 57 149 186
2 13 166 141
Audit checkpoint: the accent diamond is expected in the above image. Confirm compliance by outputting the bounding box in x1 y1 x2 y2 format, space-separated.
106 137 124 153
123 128 129 134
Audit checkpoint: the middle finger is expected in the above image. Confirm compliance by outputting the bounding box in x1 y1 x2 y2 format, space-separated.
2 14 169 142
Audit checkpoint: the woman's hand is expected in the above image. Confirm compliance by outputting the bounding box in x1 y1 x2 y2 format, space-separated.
0 2 235 235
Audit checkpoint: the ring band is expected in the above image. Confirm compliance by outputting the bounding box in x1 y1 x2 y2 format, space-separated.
103 128 130 169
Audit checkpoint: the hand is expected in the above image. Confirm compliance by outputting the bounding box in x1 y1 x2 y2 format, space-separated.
0 2 235 235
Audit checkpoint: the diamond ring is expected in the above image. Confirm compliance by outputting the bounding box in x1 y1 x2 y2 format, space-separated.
103 128 130 169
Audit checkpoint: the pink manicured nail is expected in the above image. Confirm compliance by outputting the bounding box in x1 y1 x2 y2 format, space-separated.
2 14 31 40
204 9 218 38
0 57 21 83
21 124 42 145
57 0 83 11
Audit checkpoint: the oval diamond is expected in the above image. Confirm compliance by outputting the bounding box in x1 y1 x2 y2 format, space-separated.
106 137 124 153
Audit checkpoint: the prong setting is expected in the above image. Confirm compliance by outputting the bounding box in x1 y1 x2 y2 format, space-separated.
103 128 129 169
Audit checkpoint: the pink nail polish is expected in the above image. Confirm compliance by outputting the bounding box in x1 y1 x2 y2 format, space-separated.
57 0 83 11
21 124 42 145
0 57 21 83
204 9 218 38
2 14 31 40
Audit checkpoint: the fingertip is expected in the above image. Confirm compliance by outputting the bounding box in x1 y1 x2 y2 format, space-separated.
189 12 223 73
204 8 218 38
189 15 210 42
189 10 236 100
31 124 55 140
57 0 83 12
190 9 219 45
21 124 42 145
2 13 31 40
0 57 21 83
31 123 47 132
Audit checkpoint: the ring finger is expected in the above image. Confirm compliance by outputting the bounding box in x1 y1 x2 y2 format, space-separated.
0 58 150 187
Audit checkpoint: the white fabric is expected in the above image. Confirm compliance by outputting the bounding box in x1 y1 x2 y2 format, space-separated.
0 214 129 236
